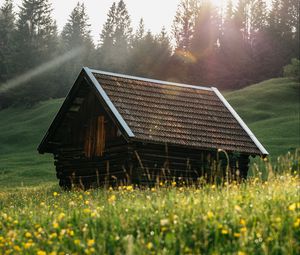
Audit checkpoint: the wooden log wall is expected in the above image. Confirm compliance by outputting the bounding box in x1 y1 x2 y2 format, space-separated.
130 143 250 186
55 144 133 189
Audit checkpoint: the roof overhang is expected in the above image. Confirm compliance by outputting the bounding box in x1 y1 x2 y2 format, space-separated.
212 87 269 157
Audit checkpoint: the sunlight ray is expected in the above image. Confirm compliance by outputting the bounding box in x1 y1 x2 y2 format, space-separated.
0 47 84 93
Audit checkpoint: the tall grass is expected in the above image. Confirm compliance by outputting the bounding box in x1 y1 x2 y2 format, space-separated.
0 152 299 254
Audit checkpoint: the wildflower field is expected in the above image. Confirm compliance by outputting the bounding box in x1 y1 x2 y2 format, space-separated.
0 167 299 255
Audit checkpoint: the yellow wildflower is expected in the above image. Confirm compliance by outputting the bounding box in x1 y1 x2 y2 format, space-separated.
207 211 214 219
294 218 300 228
288 202 300 211
24 242 33 249
126 185 133 191
240 219 246 225
13 245 21 251
234 233 241 238
87 239 95 247
49 233 57 239
25 232 32 238
221 229 229 235
171 181 176 187
83 208 91 214
53 192 58 197
238 252 246 255
240 227 247 233
37 251 47 255
85 200 89 205
146 242 153 249
108 195 116 203
58 212 65 221
74 239 81 245
52 221 59 229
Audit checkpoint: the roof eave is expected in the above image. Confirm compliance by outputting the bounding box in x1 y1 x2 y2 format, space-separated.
211 87 269 157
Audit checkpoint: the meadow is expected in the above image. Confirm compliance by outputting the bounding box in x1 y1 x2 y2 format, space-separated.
0 77 299 254
0 170 299 255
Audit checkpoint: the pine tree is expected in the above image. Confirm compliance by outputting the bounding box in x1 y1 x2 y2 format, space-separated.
250 0 267 33
58 2 94 97
133 18 145 45
265 0 299 76
127 29 171 79
11 0 58 104
190 2 219 58
172 0 199 52
61 2 93 49
0 0 15 81
98 0 132 72
15 0 58 72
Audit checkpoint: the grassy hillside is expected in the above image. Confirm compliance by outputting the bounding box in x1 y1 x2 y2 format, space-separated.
0 78 299 187
226 78 299 157
0 98 63 187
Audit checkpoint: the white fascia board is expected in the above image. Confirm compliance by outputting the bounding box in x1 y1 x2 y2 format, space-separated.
83 67 135 138
89 68 213 91
212 87 269 156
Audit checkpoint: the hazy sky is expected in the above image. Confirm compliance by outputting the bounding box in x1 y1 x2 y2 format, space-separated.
11 0 185 43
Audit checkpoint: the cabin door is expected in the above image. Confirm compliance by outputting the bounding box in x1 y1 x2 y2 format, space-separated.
84 115 105 158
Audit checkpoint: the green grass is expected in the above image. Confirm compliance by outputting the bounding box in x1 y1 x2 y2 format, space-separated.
0 98 63 188
226 78 300 157
0 78 299 188
0 175 299 254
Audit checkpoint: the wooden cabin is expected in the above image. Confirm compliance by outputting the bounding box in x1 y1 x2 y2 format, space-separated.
38 67 268 189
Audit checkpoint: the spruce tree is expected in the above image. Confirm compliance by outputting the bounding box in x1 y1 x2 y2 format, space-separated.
15 0 58 72
98 0 132 72
133 18 145 45
11 0 58 104
127 28 171 79
0 0 15 82
61 2 93 49
172 0 199 52
59 2 94 96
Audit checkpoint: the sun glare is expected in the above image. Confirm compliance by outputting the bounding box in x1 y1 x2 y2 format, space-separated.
209 0 228 7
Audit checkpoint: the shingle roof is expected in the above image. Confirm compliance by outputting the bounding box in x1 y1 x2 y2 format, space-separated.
86 68 267 156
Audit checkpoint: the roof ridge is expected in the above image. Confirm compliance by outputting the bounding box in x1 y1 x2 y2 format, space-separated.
87 67 213 91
